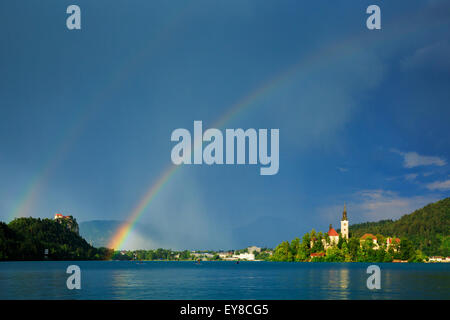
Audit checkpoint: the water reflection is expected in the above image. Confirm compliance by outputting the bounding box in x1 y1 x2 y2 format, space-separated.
322 265 350 299
0 261 449 299
111 270 133 299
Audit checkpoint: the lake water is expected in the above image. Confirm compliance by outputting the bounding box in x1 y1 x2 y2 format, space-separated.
0 261 449 299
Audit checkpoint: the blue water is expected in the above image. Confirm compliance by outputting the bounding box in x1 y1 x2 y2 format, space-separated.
0 261 449 299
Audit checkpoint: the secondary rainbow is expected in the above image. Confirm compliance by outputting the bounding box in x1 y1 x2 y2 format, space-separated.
6 4 193 222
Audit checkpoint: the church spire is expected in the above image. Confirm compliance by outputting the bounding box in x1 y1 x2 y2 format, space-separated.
342 203 348 221
341 203 349 239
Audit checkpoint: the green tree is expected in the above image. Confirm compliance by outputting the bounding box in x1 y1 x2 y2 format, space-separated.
400 239 415 261
290 237 301 258
272 241 293 261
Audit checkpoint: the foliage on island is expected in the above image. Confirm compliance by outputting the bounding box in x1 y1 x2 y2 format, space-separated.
0 217 112 261
271 197 450 262
270 232 425 263
342 197 450 257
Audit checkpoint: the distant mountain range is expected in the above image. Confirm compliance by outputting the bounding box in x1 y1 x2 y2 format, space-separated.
79 220 121 247
79 216 300 250
79 220 164 248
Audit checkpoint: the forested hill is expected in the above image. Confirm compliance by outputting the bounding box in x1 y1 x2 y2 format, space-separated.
0 217 111 260
348 197 450 256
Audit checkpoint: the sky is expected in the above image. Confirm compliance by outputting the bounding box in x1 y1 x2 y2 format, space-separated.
0 0 449 250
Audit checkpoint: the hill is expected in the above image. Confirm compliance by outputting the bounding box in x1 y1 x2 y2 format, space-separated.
347 197 450 256
0 217 111 260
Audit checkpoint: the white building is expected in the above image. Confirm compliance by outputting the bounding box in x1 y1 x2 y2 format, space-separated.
429 256 445 262
386 237 400 251
218 252 233 259
233 253 255 261
328 224 339 245
247 246 261 254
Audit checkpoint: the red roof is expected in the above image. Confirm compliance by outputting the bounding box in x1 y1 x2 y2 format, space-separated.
361 233 377 240
328 228 339 237
387 237 400 244
310 252 326 257
55 213 70 219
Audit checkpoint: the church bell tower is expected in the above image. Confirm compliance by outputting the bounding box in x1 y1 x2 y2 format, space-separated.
340 203 349 239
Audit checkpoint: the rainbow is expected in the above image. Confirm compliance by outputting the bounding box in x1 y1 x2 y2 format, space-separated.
106 8 429 249
7 5 426 246
7 112 91 221
107 46 331 249
108 165 178 249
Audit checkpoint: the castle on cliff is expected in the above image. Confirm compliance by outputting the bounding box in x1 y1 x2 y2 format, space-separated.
54 213 79 234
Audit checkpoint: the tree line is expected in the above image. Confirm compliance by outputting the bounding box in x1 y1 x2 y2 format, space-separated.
0 217 112 260
270 197 449 263
342 197 450 257
270 230 426 262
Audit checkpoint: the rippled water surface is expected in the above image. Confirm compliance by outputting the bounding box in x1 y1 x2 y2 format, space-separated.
0 261 449 299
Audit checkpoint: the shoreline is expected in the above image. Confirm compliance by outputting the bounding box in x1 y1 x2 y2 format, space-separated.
1 259 447 263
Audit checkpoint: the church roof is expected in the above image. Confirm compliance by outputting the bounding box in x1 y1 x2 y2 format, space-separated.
361 233 377 240
328 228 339 237
387 237 400 244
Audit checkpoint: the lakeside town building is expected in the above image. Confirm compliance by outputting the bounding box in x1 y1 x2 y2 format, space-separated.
247 246 262 254
428 256 450 263
194 246 267 261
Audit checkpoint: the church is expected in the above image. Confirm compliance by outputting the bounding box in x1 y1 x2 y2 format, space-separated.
324 204 349 249
316 204 401 254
